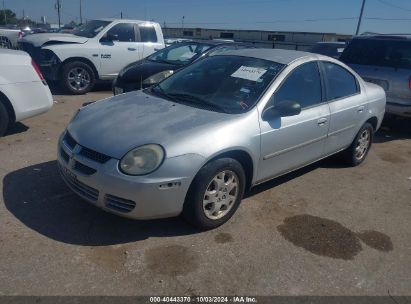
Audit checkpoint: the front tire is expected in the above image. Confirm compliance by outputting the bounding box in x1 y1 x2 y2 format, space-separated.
183 158 246 230
342 122 374 166
60 61 95 95
0 101 10 137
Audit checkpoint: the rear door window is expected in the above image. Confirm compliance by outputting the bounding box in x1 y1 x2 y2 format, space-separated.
321 62 359 101
139 25 158 42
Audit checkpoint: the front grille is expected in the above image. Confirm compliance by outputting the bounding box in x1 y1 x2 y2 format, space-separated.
59 165 99 201
74 161 97 175
63 132 77 150
79 147 111 164
105 194 136 213
60 148 70 163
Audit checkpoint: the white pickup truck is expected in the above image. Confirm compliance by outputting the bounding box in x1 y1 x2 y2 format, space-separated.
19 19 165 94
0 28 22 49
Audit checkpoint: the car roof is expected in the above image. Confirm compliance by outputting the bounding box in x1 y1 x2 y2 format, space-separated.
96 18 159 25
215 48 313 65
354 34 411 41
175 39 248 46
315 41 346 45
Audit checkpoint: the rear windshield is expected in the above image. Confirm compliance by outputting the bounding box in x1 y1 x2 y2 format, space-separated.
341 39 411 69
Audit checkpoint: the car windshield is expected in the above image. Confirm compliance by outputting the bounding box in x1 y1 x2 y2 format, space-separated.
73 20 110 38
151 55 284 114
148 42 213 65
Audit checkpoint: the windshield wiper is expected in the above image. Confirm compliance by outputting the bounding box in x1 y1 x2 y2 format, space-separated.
167 93 228 113
150 86 177 102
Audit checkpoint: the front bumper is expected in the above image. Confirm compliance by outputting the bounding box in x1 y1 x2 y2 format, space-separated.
57 132 205 220
18 42 61 81
386 102 411 118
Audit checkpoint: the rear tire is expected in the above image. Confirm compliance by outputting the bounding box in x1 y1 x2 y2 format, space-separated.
0 101 10 137
60 61 95 95
183 158 246 230
342 122 374 166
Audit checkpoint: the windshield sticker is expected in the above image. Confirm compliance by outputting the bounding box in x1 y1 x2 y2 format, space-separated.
231 66 267 81
239 101 249 110
180 52 196 59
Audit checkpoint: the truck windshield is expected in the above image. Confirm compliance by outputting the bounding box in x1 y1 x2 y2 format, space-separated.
73 20 110 38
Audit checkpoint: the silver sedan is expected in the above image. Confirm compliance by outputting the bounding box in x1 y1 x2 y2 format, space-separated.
58 48 386 229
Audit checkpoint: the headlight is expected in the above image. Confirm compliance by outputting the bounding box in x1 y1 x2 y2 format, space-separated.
143 70 174 86
119 144 165 176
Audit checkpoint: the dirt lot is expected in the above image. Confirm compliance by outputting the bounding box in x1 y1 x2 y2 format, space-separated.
0 86 410 296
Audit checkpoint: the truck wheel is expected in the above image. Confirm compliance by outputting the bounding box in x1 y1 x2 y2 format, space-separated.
0 101 10 137
0 37 11 49
61 61 95 95
342 122 374 167
183 158 246 230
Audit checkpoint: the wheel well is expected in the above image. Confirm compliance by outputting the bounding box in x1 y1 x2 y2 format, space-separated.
366 116 378 131
0 91 16 124
0 36 11 48
60 57 99 80
207 150 254 191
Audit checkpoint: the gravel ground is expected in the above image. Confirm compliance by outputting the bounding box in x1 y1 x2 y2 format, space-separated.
0 85 410 296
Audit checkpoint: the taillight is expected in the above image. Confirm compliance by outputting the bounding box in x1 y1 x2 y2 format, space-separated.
409 77 411 90
31 59 47 85
18 31 23 39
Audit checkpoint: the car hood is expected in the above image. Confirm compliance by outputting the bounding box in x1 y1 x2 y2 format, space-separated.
67 90 234 159
20 33 88 47
119 59 179 82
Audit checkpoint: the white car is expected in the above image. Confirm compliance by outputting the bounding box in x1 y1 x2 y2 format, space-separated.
0 49 53 137
19 19 165 95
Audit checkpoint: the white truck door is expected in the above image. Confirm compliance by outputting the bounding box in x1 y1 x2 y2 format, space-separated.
98 22 142 78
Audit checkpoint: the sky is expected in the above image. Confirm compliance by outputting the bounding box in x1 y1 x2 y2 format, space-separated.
4 0 411 34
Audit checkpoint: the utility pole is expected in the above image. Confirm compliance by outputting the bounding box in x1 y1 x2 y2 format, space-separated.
182 16 185 29
355 0 366 35
2 0 6 25
79 0 82 24
55 0 62 28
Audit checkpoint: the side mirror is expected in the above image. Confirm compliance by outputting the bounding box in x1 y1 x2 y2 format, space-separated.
262 100 301 121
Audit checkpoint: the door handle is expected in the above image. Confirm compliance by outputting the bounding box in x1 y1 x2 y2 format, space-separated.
357 106 365 113
317 117 328 126
128 48 137 51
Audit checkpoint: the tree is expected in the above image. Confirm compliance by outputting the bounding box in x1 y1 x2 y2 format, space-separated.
0 9 18 25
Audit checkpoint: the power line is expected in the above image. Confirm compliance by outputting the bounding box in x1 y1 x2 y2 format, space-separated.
376 0 411 12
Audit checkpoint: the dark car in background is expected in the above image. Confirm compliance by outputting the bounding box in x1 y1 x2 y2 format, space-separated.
309 42 346 59
340 35 411 117
112 40 253 95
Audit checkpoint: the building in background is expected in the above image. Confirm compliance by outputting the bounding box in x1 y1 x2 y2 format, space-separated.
162 27 352 51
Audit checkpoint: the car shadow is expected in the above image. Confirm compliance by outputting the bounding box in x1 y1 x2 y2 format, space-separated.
4 122 29 137
374 116 411 144
245 156 344 198
0 153 380 246
2 160 199 246
48 80 113 96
